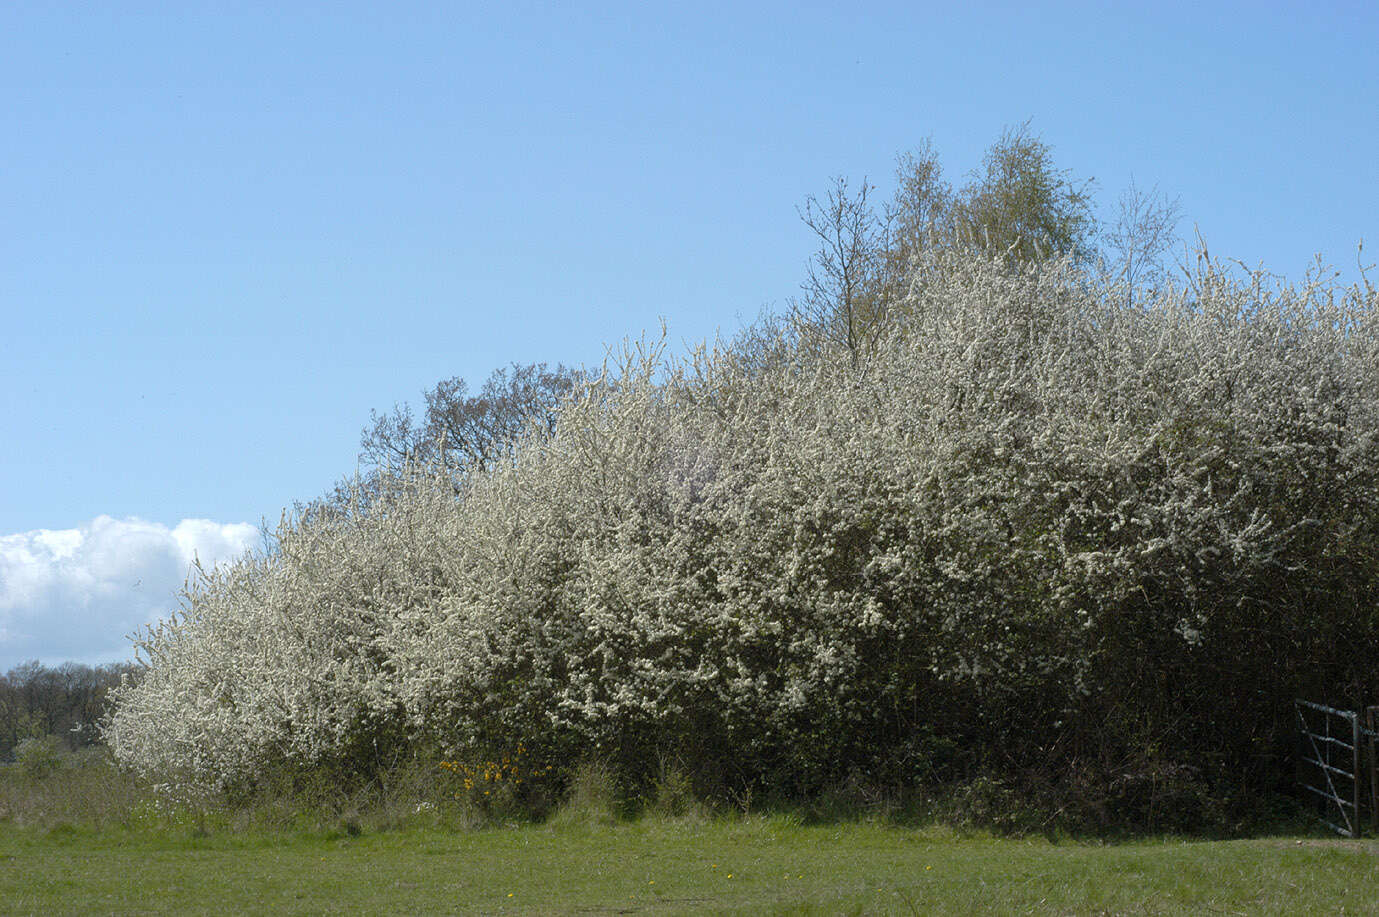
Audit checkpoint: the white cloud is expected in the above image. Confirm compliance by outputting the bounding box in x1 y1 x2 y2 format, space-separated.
0 516 258 672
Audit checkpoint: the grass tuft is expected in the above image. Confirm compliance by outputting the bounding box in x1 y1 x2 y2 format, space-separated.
547 760 623 828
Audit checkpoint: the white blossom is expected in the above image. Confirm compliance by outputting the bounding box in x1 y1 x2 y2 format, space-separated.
104 250 1379 793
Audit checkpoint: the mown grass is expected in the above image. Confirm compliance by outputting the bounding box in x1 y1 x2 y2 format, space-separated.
3 815 1378 915
3 751 1376 914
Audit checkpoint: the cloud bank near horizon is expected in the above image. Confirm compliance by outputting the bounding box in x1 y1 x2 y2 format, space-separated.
0 516 259 671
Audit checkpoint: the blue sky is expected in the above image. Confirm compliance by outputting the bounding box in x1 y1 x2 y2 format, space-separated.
2 1 1376 668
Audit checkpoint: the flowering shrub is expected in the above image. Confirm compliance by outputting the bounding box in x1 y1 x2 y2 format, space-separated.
104 249 1379 818
438 745 551 814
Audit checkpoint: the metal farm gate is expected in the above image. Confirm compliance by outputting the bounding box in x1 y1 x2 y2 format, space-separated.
1295 699 1379 837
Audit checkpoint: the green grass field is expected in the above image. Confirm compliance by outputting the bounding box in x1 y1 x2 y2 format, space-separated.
3 816 1377 915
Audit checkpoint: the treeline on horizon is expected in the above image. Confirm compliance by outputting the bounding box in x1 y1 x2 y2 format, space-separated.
24 123 1379 832
0 661 136 763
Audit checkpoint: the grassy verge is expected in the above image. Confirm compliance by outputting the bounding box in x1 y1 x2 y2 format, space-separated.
2 816 1376 915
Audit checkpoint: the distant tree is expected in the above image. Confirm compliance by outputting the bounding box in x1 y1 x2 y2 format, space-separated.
1103 178 1182 306
0 660 133 761
292 362 588 528
952 121 1098 266
361 362 586 475
794 123 1101 356
789 175 892 360
879 140 955 301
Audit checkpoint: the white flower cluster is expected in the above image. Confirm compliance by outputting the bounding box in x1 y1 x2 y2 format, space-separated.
104 250 1379 793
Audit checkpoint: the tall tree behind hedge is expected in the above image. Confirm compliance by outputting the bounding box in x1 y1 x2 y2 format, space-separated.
796 123 1101 358
952 120 1097 266
360 362 586 476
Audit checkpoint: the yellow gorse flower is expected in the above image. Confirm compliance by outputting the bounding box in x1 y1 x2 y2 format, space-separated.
437 746 552 802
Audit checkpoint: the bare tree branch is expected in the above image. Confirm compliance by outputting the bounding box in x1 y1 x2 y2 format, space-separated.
790 176 890 360
360 362 586 477
1105 178 1182 307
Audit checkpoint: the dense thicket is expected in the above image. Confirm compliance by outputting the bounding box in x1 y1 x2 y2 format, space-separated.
105 250 1379 827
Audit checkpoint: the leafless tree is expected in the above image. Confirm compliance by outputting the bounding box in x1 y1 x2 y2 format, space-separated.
790 176 891 360
361 362 586 475
0 661 133 759
1104 178 1182 307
